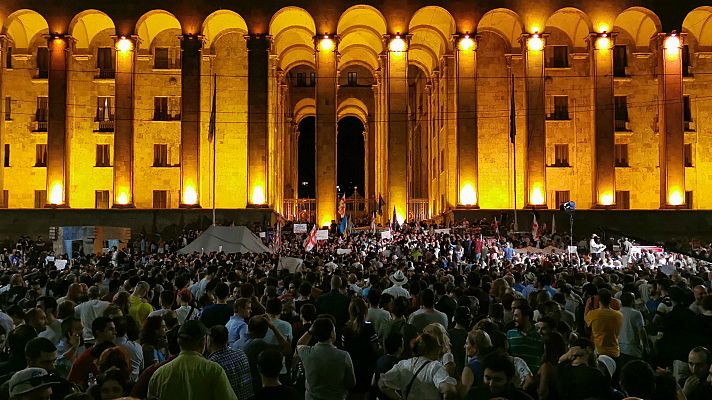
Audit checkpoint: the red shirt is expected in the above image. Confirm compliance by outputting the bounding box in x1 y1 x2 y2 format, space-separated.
67 347 98 389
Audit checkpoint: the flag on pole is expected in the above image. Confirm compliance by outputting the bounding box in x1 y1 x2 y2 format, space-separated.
377 194 385 216
531 214 539 241
370 211 376 234
274 215 283 253
391 207 399 232
338 194 346 218
551 214 556 235
304 225 318 252
208 74 217 142
509 73 516 144
339 213 348 235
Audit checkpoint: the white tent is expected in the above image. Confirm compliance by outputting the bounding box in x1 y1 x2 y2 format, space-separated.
177 226 271 254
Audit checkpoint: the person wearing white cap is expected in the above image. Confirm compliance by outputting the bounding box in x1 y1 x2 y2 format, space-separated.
8 367 54 400
382 270 410 299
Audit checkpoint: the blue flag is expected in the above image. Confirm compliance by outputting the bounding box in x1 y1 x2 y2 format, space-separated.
339 213 348 235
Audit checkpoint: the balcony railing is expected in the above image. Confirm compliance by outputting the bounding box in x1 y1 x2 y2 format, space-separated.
283 199 317 223
96 69 115 79
33 121 48 132
408 198 430 222
96 120 114 132
614 119 629 132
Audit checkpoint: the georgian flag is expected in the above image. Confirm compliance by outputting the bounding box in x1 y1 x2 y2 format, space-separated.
304 225 318 252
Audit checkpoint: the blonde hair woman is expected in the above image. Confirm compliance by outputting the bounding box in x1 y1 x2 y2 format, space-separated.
459 329 494 397
423 323 455 377
490 278 512 303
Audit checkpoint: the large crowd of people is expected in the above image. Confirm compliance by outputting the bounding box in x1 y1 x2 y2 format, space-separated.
0 217 710 400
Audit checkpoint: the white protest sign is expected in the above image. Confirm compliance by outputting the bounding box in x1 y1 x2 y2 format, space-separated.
55 259 68 271
434 228 451 234
294 224 308 234
278 257 304 273
259 232 266 238
336 248 352 255
316 230 329 241
568 246 578 253
381 230 392 240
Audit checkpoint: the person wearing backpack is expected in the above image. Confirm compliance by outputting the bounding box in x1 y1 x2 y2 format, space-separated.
378 332 457 400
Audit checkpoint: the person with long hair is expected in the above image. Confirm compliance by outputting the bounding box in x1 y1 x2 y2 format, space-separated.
459 329 494 398
537 332 567 400
340 297 380 399
139 315 167 366
379 332 457 400
423 323 455 377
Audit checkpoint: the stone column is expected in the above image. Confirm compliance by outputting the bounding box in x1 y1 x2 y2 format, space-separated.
112 36 137 207
180 34 202 207
657 33 686 207
591 33 616 207
0 37 5 207
315 35 338 227
455 34 479 207
246 35 270 206
46 35 70 206
386 34 409 223
522 33 547 208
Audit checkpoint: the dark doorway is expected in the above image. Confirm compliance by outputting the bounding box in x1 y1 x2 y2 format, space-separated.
337 117 365 197
297 116 315 198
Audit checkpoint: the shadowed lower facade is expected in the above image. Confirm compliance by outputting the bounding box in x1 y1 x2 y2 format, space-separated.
0 1 710 226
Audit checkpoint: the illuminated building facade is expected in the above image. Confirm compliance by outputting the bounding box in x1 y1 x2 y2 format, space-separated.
0 2 710 226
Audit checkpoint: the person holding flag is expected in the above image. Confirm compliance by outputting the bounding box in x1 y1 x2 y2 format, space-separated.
391 207 399 232
339 213 349 237
370 211 376 234
304 225 318 252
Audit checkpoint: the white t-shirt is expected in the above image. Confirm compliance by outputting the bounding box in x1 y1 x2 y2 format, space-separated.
619 307 645 358
381 357 456 400
512 356 532 388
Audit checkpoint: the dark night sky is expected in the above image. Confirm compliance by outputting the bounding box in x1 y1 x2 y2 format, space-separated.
297 116 364 198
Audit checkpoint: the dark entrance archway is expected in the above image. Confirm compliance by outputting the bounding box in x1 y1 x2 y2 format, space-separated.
297 116 315 198
337 116 365 198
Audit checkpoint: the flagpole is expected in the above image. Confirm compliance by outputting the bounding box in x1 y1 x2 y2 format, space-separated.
212 74 217 226
511 70 519 232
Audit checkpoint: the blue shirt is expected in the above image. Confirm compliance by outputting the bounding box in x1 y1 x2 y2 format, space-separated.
226 315 247 346
209 347 253 400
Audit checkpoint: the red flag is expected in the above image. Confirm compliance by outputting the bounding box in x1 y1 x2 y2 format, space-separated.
304 225 318 252
338 194 346 218
532 214 539 241
370 211 376 234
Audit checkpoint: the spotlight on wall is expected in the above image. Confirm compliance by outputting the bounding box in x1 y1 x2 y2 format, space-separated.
389 34 406 53
595 33 612 51
319 35 334 52
49 182 63 205
117 37 133 52
527 33 544 52
458 34 475 51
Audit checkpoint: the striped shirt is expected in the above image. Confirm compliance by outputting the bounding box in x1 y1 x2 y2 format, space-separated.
506 328 544 372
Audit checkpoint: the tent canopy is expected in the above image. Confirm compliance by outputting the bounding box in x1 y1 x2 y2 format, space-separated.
177 226 271 254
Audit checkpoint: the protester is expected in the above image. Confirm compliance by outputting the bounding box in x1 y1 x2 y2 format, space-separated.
0 217 710 400
147 320 236 400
